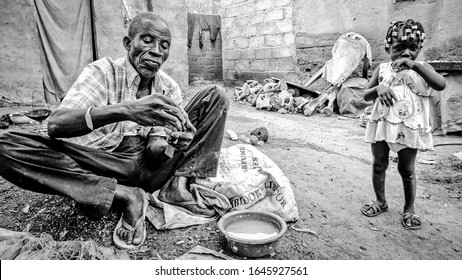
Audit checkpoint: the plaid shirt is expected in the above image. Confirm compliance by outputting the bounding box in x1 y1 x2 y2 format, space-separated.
59 56 182 151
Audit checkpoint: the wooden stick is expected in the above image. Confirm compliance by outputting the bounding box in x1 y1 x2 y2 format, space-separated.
303 65 325 88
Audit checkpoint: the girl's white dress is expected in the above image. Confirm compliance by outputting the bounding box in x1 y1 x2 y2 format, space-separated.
364 61 433 151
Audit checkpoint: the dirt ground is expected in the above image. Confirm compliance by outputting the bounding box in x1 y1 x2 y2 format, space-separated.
0 82 461 260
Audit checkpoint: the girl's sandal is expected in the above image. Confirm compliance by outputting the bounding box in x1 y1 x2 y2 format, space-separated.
361 202 388 217
401 213 422 230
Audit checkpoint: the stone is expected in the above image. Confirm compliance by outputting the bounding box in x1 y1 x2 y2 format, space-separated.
250 127 269 142
226 129 239 141
250 135 259 145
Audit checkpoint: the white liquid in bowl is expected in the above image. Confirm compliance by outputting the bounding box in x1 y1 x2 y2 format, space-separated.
226 219 279 240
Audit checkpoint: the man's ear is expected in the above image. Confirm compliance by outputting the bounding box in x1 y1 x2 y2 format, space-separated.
123 36 131 51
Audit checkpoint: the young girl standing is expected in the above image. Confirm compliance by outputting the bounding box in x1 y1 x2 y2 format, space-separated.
361 19 446 230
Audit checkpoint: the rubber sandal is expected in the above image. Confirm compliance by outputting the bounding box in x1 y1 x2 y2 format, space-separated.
401 213 422 230
361 202 388 217
113 192 148 250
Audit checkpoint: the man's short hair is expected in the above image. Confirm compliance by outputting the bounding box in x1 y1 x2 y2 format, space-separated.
128 12 169 39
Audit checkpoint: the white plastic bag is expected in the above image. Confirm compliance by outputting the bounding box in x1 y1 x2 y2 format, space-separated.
195 144 299 222
323 32 372 86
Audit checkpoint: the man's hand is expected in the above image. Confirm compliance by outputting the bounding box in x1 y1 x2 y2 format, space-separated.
127 93 186 131
391 58 417 71
376 84 397 107
165 117 196 152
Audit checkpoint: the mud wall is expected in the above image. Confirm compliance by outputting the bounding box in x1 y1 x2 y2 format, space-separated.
221 0 296 85
188 15 223 83
0 0 188 105
294 0 462 89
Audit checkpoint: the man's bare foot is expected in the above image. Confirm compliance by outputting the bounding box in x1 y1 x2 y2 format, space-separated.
158 176 216 216
158 176 188 202
114 185 146 247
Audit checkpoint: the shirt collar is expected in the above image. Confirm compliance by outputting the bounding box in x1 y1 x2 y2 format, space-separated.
125 56 139 86
153 70 166 95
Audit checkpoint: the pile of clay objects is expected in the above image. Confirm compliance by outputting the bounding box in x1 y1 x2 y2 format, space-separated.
233 78 338 116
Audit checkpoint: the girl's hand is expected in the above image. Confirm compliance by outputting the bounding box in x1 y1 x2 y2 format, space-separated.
392 58 417 71
376 84 397 107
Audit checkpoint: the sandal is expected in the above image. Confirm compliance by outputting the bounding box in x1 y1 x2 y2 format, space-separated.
401 213 422 230
113 192 149 250
361 202 388 217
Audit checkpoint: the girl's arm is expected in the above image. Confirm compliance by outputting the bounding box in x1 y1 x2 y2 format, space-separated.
392 59 446 91
363 67 380 101
413 62 446 91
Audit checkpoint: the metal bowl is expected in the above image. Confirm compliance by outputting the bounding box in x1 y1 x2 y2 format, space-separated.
218 210 287 258
22 109 52 122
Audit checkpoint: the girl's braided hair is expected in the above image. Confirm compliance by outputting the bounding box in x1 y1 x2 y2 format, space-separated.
384 19 425 53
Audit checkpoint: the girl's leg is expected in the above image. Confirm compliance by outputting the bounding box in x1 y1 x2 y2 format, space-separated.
397 148 420 227
364 141 390 214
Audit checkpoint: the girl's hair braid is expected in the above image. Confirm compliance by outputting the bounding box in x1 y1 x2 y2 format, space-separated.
384 19 425 53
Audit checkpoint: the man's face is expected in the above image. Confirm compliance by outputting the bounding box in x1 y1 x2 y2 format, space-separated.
389 34 421 62
124 18 171 79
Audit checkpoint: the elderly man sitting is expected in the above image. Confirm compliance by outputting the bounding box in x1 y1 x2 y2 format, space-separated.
0 12 229 249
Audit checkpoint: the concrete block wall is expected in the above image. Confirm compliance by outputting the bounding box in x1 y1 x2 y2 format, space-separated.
188 14 223 82
221 0 296 85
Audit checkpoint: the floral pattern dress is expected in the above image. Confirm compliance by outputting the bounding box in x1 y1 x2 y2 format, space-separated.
364 61 434 151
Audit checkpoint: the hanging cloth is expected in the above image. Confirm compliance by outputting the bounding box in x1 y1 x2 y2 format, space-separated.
198 14 221 41
187 13 198 48
34 0 94 105
196 13 221 48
